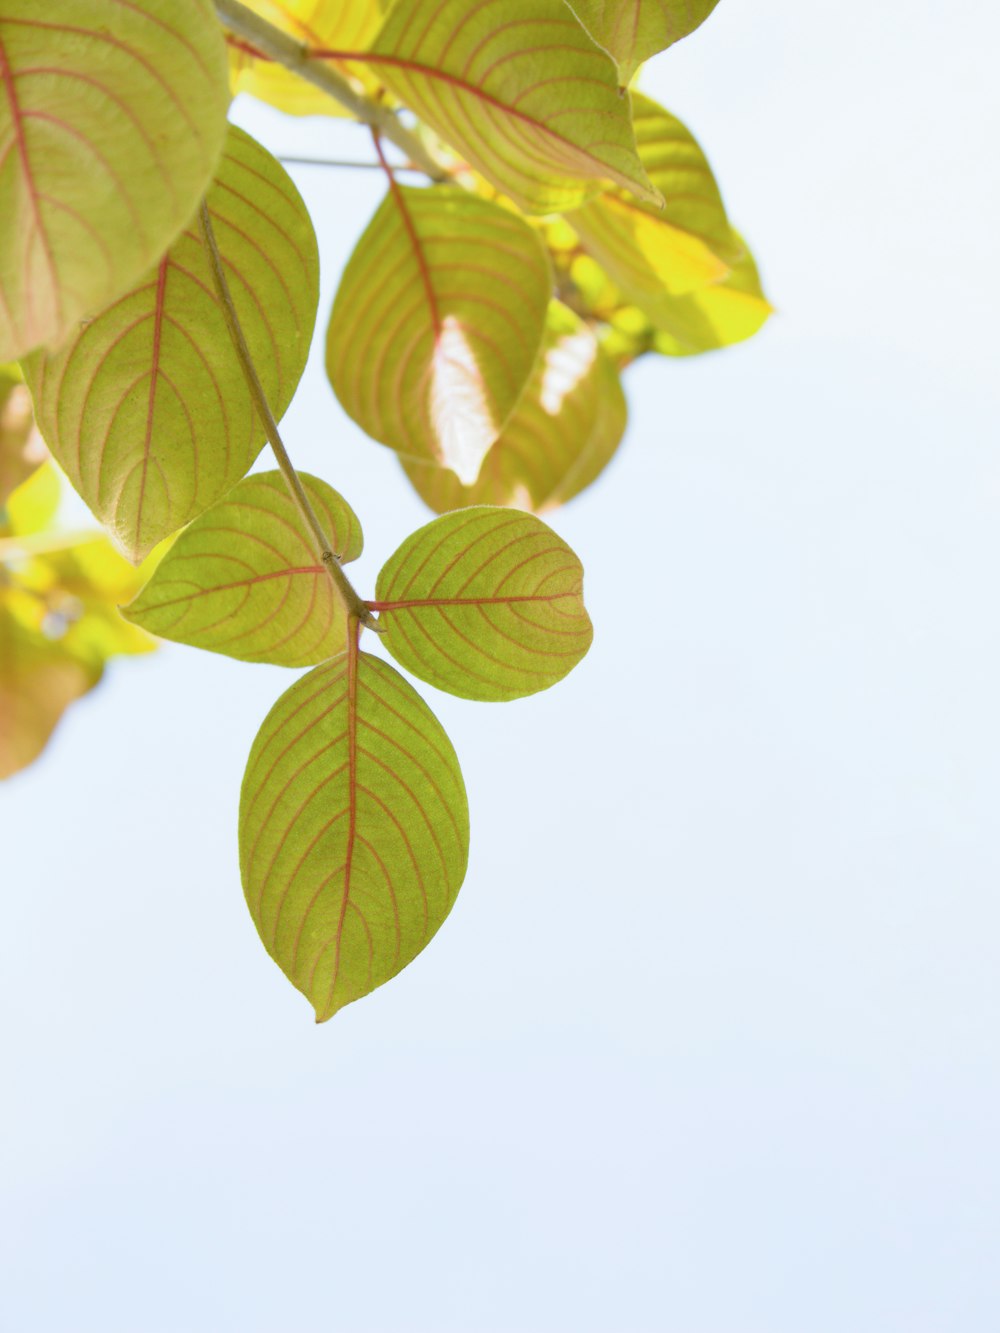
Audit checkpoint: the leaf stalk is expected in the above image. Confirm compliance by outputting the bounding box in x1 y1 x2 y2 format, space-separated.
197 202 379 633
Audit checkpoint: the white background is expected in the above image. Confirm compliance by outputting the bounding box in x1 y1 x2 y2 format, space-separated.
3 1 1000 1329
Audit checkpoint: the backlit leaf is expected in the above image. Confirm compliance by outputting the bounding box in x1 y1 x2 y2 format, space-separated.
402 302 627 514
240 645 469 1021
373 507 592 701
24 126 319 562
569 0 721 82
123 472 363 667
2 458 59 536
367 0 660 214
567 94 739 307
0 609 100 779
650 244 772 356
327 185 549 483
229 0 383 116
0 365 44 504
0 0 229 360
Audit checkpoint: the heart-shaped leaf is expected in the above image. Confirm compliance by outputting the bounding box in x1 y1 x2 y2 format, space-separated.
123 472 362 667
402 302 627 514
327 185 549 483
366 0 660 215
240 646 469 1021
373 507 593 701
567 94 739 310
24 125 319 562
0 0 229 360
229 0 383 117
569 0 721 82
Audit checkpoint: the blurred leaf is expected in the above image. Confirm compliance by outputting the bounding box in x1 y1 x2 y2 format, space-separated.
374 507 593 701
0 609 101 780
567 93 739 308
24 126 319 561
327 185 550 482
230 0 384 116
240 646 469 1021
0 0 229 360
649 244 772 356
2 460 59 537
402 301 627 513
124 472 363 666
0 367 45 505
569 0 720 82
369 0 660 214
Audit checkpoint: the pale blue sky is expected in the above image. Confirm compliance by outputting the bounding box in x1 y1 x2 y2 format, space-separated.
3 2 1000 1329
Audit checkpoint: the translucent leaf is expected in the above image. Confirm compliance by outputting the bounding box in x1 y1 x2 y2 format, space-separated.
373 507 592 701
123 472 363 667
0 0 229 360
0 519 156 778
650 245 772 356
547 207 771 361
0 608 100 780
402 302 627 514
569 0 720 82
327 185 549 482
0 367 45 505
24 126 319 562
368 0 660 215
240 647 469 1021
2 460 59 537
229 0 383 117
567 94 739 309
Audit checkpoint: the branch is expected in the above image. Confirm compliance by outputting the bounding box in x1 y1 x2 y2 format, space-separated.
213 0 445 182
197 202 379 633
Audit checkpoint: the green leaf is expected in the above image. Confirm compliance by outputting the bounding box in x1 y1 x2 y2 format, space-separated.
374 507 593 701
123 471 362 667
368 0 660 215
0 365 43 505
567 93 740 309
0 0 229 360
0 607 100 780
230 0 384 116
649 243 772 357
402 301 627 514
240 646 469 1022
327 185 550 483
569 0 721 82
24 125 319 562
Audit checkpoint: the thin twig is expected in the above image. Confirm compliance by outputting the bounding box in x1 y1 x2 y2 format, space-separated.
277 155 426 174
197 202 379 632
213 0 445 182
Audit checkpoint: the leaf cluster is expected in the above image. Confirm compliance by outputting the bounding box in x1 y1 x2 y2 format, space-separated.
0 0 767 1019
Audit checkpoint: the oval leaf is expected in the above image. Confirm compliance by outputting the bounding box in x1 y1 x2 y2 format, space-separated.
24 125 319 561
402 302 627 514
0 0 229 360
327 185 549 483
123 471 362 667
569 0 720 82
567 94 739 308
240 647 469 1021
373 507 593 701
367 0 660 215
